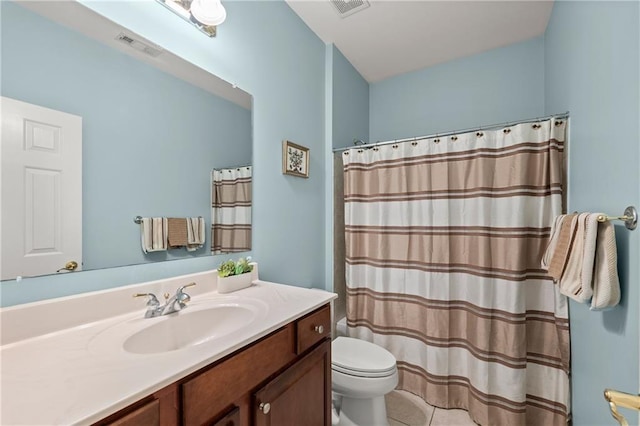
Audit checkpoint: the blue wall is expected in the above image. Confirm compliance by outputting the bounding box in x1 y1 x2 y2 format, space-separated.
545 1 640 424
1 2 252 273
1 0 325 306
332 46 369 148
324 44 370 314
369 36 545 142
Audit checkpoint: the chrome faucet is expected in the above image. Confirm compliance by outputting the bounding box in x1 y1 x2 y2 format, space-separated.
133 282 196 318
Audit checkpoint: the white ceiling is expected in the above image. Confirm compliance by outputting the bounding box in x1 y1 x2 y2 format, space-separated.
286 0 554 83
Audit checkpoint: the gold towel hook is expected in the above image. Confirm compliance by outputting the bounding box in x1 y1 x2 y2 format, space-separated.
604 389 640 426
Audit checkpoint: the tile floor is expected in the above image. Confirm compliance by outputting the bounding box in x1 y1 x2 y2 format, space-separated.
385 390 477 426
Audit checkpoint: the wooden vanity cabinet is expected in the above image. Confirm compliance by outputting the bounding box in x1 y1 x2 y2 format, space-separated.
253 339 330 426
96 304 331 426
94 384 179 426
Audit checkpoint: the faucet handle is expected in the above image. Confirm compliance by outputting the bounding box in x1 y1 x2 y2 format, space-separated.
175 282 196 308
177 282 196 294
133 293 160 307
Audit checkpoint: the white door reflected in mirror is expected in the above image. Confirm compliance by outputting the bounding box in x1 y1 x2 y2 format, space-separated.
1 97 82 280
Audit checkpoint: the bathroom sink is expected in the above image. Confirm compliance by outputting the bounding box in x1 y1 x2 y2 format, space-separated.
124 305 255 354
88 297 268 355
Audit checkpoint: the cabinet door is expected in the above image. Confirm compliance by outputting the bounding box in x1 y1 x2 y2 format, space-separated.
253 339 330 426
212 406 240 426
182 325 295 426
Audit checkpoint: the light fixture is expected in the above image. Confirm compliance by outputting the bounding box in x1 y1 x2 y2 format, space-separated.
190 0 226 26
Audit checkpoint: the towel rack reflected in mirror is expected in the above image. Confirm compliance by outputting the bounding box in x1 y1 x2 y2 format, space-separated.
596 206 637 231
133 215 203 224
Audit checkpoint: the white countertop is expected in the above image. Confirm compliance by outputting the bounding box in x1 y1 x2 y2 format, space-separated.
0 272 336 425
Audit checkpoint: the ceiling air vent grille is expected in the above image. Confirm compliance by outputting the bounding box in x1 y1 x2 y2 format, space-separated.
330 0 370 18
115 32 164 58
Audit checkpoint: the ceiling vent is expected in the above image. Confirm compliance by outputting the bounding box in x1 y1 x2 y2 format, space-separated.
329 0 370 18
115 32 164 58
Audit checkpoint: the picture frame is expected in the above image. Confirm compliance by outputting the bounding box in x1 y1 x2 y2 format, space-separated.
282 140 309 178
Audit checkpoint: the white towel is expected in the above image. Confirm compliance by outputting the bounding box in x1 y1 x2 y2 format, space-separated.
590 220 621 310
140 217 168 253
186 217 205 252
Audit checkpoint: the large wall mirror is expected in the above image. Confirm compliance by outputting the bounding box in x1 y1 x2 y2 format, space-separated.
0 1 252 281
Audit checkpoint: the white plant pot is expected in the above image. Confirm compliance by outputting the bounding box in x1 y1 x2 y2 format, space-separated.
217 272 253 294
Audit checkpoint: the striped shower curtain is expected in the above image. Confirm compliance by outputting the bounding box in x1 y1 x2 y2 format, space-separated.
343 118 570 425
211 166 252 254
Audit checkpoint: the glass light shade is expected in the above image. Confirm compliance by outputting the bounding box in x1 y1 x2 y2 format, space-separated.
190 0 226 26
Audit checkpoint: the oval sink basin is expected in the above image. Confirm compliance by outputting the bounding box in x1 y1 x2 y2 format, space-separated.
124 305 255 355
88 297 268 356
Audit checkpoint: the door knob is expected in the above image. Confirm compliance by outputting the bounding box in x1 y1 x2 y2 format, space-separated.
259 402 271 414
314 325 324 334
57 261 78 272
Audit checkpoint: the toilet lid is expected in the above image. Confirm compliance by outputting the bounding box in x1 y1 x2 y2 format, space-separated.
332 337 397 378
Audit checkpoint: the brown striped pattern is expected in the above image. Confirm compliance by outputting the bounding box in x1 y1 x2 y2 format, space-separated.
343 121 569 425
211 168 252 254
398 361 568 426
212 177 252 208
211 224 252 253
344 140 564 202
347 287 569 372
346 225 552 282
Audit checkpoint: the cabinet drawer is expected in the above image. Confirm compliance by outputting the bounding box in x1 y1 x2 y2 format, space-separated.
107 399 159 426
296 305 331 354
182 324 295 426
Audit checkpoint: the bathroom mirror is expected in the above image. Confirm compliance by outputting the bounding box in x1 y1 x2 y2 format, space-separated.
0 1 252 281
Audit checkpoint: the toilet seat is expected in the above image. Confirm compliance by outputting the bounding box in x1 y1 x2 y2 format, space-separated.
332 337 397 378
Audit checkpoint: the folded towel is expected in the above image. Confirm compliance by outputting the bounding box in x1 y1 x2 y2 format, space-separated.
541 215 562 271
140 217 168 253
186 217 205 252
590 220 620 310
542 213 594 302
167 217 188 248
560 213 598 302
546 213 578 280
542 212 620 309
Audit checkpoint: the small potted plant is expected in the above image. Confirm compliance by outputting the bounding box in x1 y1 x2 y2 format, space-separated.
217 257 254 293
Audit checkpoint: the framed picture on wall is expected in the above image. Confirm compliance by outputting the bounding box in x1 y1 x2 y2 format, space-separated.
282 140 309 178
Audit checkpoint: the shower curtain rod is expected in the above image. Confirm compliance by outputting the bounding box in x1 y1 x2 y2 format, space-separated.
332 111 570 153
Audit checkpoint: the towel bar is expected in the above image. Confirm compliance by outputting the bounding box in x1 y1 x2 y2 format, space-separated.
596 206 637 230
134 215 203 224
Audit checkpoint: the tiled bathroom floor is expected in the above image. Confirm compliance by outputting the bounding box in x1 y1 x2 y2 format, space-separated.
385 390 477 426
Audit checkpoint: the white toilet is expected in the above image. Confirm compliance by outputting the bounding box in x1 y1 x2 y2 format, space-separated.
332 336 398 426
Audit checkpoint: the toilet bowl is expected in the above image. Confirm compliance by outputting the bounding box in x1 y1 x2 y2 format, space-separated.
332 336 398 426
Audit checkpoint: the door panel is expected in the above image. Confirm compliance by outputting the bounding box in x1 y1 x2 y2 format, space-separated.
1 96 82 279
254 339 330 426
